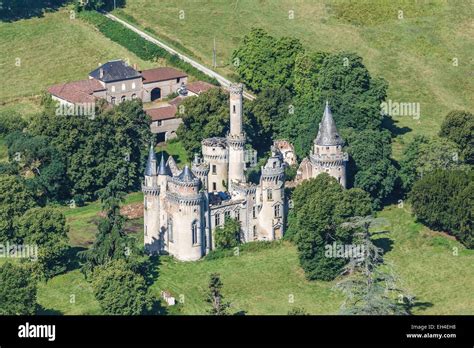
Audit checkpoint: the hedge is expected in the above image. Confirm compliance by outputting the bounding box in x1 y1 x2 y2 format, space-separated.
79 11 219 85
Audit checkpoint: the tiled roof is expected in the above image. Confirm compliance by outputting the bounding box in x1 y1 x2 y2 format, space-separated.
141 67 187 84
47 79 105 104
187 81 216 95
89 60 141 82
145 105 177 121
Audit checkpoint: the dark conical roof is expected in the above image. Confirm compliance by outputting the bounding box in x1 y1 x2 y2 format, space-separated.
158 152 171 176
177 165 197 182
315 101 344 146
145 144 157 176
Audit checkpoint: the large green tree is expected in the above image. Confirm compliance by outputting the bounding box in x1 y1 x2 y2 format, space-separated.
439 110 474 164
0 262 37 315
0 174 36 242
410 169 473 248
92 259 153 315
214 218 241 250
176 88 230 157
290 174 373 280
17 207 69 279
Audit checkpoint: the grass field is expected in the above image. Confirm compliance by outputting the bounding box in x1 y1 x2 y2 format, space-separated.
34 202 474 315
0 7 154 112
115 0 473 156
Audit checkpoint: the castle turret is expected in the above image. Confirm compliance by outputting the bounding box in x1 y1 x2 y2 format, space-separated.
227 83 246 185
166 166 206 261
202 137 228 192
257 145 285 241
310 101 348 187
142 145 161 253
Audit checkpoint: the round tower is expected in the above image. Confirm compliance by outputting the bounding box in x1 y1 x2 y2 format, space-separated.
310 101 348 187
142 145 161 254
202 137 228 192
166 166 205 261
191 153 210 190
227 83 246 185
257 146 285 241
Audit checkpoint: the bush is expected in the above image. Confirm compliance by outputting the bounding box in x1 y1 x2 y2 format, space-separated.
410 169 473 248
0 111 27 135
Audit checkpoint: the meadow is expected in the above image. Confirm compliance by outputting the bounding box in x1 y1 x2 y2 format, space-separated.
0 7 154 113
115 0 473 156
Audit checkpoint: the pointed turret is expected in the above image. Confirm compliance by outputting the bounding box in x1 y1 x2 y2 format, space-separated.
177 165 197 182
145 144 157 176
158 152 171 176
315 101 344 146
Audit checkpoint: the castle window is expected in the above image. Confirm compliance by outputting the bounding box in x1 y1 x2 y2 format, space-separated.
157 120 163 126
192 221 198 245
274 204 281 218
252 206 256 219
121 83 126 91
168 218 173 243
224 211 230 220
235 210 240 221
212 182 217 191
267 189 273 201
253 225 257 239
338 177 341 183
215 213 220 226
111 86 116 92
177 77 181 83
212 165 217 175
145 225 147 236
273 161 276 168
132 82 136 89
233 105 236 113
326 147 329 150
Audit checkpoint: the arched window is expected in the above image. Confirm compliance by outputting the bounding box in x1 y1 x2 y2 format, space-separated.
168 218 173 242
215 213 220 226
267 189 273 201
192 221 198 245
131 93 137 99
121 95 126 102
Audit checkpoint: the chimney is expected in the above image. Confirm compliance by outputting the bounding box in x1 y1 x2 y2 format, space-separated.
99 68 104 79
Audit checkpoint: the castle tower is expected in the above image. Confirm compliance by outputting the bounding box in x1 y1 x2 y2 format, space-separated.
142 145 161 253
202 137 228 192
227 83 246 186
257 146 285 241
166 166 206 261
310 101 348 187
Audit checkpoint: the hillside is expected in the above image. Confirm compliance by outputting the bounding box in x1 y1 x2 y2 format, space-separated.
115 0 473 155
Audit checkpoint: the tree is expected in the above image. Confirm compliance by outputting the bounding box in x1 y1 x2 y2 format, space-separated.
439 110 474 164
0 174 36 242
410 169 473 248
0 0 67 21
176 88 230 158
6 132 68 202
206 273 231 315
0 110 27 135
17 207 69 279
232 29 303 93
29 99 151 201
214 218 241 249
336 216 413 315
0 262 37 315
290 174 373 280
92 259 152 315
344 129 398 208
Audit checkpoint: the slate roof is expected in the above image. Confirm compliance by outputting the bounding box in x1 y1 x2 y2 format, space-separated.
89 60 141 83
177 165 197 182
158 152 171 176
141 67 187 84
145 145 157 176
315 101 344 146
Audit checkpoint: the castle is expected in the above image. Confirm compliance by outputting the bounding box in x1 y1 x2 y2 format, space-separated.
142 84 347 261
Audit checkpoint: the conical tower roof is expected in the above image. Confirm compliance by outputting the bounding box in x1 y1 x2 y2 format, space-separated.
158 152 171 176
145 144 157 176
177 165 197 182
315 101 344 146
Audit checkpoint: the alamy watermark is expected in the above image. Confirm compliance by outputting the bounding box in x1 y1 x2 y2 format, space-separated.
324 242 365 260
55 102 96 119
380 99 420 120
0 242 38 261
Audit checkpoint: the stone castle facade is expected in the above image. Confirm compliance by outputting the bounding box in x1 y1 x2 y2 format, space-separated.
142 84 347 261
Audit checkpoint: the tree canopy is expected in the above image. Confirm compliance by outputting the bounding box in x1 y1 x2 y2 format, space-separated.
439 110 474 164
0 262 37 315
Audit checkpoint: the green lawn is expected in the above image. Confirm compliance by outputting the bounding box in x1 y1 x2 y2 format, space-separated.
156 140 188 166
0 6 155 112
116 0 473 156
